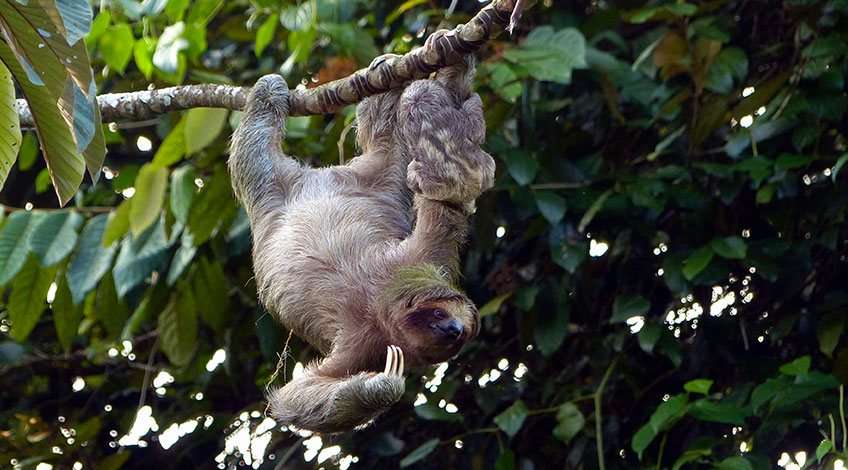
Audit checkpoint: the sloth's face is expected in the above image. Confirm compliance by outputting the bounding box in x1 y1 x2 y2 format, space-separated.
405 298 479 362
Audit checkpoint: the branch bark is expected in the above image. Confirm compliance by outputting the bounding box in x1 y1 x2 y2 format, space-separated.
15 0 521 125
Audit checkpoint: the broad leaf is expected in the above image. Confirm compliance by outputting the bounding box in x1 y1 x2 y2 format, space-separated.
99 24 135 73
29 211 83 266
503 26 587 84
683 379 714 395
534 191 566 224
52 274 82 352
67 214 116 304
130 163 168 236
611 294 650 323
711 236 747 259
494 400 528 438
184 107 228 154
682 246 714 280
553 402 585 443
8 255 57 341
0 60 21 190
0 211 42 285
158 285 198 367
112 218 169 297
399 439 439 468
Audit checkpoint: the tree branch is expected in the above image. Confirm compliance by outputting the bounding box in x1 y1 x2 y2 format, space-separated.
15 0 522 125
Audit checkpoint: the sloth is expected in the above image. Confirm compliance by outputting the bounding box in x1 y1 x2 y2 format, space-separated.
228 53 495 433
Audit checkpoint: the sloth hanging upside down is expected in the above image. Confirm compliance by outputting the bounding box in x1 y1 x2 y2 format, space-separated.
227 49 496 433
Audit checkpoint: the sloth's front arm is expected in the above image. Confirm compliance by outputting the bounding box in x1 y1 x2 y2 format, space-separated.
268 346 405 434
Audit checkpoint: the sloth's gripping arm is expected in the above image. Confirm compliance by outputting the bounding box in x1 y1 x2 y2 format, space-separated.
269 346 405 434
228 75 303 232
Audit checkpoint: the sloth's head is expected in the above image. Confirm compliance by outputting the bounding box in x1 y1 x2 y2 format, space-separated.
383 264 480 362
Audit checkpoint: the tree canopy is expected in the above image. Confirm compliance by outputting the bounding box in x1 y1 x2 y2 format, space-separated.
1 0 848 469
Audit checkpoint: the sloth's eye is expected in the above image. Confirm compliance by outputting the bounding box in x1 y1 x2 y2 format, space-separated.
432 309 448 320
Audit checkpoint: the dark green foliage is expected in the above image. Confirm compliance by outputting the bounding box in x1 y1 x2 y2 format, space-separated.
2 0 848 469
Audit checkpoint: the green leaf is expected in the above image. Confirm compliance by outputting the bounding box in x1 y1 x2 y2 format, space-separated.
494 400 528 438
0 60 21 190
688 399 746 425
501 149 539 186
632 394 688 458
399 439 439 468
29 211 83 266
553 402 585 443
535 300 569 356
775 153 813 170
187 166 235 245
17 132 38 171
52 275 82 352
8 255 57 342
713 456 753 470
486 62 522 103
92 274 129 339
99 24 135 73
184 108 228 154
192 257 230 332
671 442 714 470
153 22 188 74
130 163 168 236
682 246 714 280
166 230 196 285
112 218 169 297
611 294 650 323
705 47 748 94
638 322 662 353
280 2 314 31
102 199 131 246
534 191 566 224
779 355 811 376
578 189 612 232
479 292 511 317
55 0 94 45
134 37 156 79
67 214 116 304
816 439 833 462
711 236 747 259
495 449 515 470
158 285 198 367
413 403 462 422
833 153 848 181
0 42 83 204
255 13 278 57
152 118 187 167
503 27 587 84
0 211 41 285
683 379 714 395
817 312 845 358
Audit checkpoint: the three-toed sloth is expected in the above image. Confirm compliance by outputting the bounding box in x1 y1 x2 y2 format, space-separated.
228 54 495 433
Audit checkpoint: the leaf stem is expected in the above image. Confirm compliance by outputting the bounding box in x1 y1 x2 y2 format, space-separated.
595 357 619 470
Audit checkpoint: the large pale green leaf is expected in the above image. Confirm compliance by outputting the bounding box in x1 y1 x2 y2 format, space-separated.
158 285 198 366
152 118 187 166
52 274 82 352
67 214 116 304
255 13 278 57
503 26 587 84
184 108 228 154
130 163 168 236
170 165 196 225
8 255 57 341
0 211 42 285
0 0 105 187
494 400 528 438
102 199 131 246
29 211 83 266
0 61 20 190
534 191 566 224
0 42 83 204
99 24 135 73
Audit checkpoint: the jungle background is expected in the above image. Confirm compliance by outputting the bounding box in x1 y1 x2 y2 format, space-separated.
1 0 848 468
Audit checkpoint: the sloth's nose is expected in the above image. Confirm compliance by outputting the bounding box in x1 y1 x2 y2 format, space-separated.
436 318 463 340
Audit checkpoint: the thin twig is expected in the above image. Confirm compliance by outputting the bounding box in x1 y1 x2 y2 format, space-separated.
594 357 619 470
15 0 521 125
840 385 847 451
